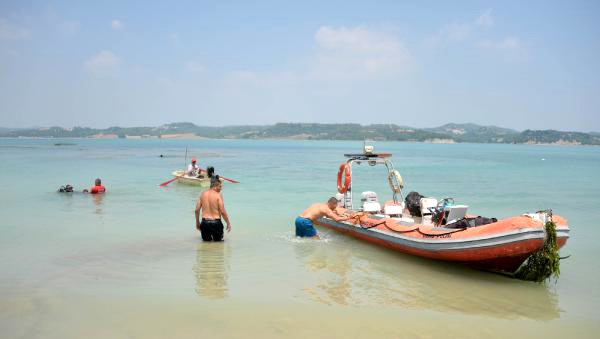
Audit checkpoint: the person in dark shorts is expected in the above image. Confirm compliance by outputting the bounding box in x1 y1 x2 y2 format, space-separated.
296 197 351 239
199 218 224 241
195 176 231 241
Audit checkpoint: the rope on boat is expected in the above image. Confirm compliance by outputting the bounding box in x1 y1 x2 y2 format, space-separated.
349 213 446 234
347 213 378 229
416 227 466 236
348 213 387 230
514 210 561 283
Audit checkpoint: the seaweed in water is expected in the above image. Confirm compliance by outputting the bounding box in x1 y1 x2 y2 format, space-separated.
515 221 561 283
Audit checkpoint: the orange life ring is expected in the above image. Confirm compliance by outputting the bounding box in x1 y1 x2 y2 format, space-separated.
337 163 351 194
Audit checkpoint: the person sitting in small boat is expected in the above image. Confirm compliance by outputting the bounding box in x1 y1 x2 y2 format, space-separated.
187 158 200 176
83 178 106 194
296 197 351 239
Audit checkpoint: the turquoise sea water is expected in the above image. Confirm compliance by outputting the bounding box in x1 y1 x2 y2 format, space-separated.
1 138 599 338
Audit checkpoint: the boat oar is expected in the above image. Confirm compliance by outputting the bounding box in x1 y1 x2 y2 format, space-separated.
219 176 239 184
159 174 184 187
197 167 239 184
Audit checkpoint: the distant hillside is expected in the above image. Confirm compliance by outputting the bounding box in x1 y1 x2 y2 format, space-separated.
243 123 451 141
424 123 518 143
1 122 598 145
505 130 600 145
0 127 22 134
0 122 454 142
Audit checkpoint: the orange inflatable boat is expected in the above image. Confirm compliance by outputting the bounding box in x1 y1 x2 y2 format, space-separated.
315 144 570 275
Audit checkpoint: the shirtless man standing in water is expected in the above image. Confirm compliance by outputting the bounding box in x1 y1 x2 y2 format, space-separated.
296 197 352 239
195 177 231 241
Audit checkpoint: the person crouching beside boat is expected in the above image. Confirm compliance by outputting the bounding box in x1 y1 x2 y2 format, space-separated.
296 197 351 239
195 176 231 241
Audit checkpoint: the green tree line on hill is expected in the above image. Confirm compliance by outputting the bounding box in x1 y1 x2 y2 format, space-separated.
1 122 599 145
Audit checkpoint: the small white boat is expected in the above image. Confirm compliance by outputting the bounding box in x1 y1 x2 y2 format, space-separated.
171 170 212 187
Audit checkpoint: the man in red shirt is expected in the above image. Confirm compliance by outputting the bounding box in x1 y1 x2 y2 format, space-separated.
84 178 106 194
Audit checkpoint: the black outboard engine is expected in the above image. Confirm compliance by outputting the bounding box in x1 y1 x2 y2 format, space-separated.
404 191 424 216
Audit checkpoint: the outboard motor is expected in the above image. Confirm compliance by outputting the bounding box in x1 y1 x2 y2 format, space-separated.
405 191 424 216
361 191 381 213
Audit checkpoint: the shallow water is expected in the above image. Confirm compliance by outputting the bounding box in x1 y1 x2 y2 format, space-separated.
0 139 599 338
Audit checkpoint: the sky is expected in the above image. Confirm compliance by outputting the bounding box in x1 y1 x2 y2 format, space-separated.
0 1 599 131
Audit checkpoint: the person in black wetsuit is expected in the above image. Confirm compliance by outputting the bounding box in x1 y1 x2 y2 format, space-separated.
194 176 231 241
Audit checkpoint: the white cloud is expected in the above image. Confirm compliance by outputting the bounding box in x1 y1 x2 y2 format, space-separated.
186 61 205 73
444 23 471 41
0 18 30 40
217 25 411 118
84 50 120 77
315 26 399 52
222 25 411 91
480 37 521 50
312 26 410 77
427 9 495 48
479 37 527 61
476 9 494 28
110 19 123 30
426 22 471 47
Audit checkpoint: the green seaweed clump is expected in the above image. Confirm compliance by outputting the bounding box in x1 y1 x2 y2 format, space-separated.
515 221 561 283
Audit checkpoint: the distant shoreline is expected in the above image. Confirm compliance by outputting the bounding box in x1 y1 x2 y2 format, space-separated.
0 136 596 146
1 122 598 145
